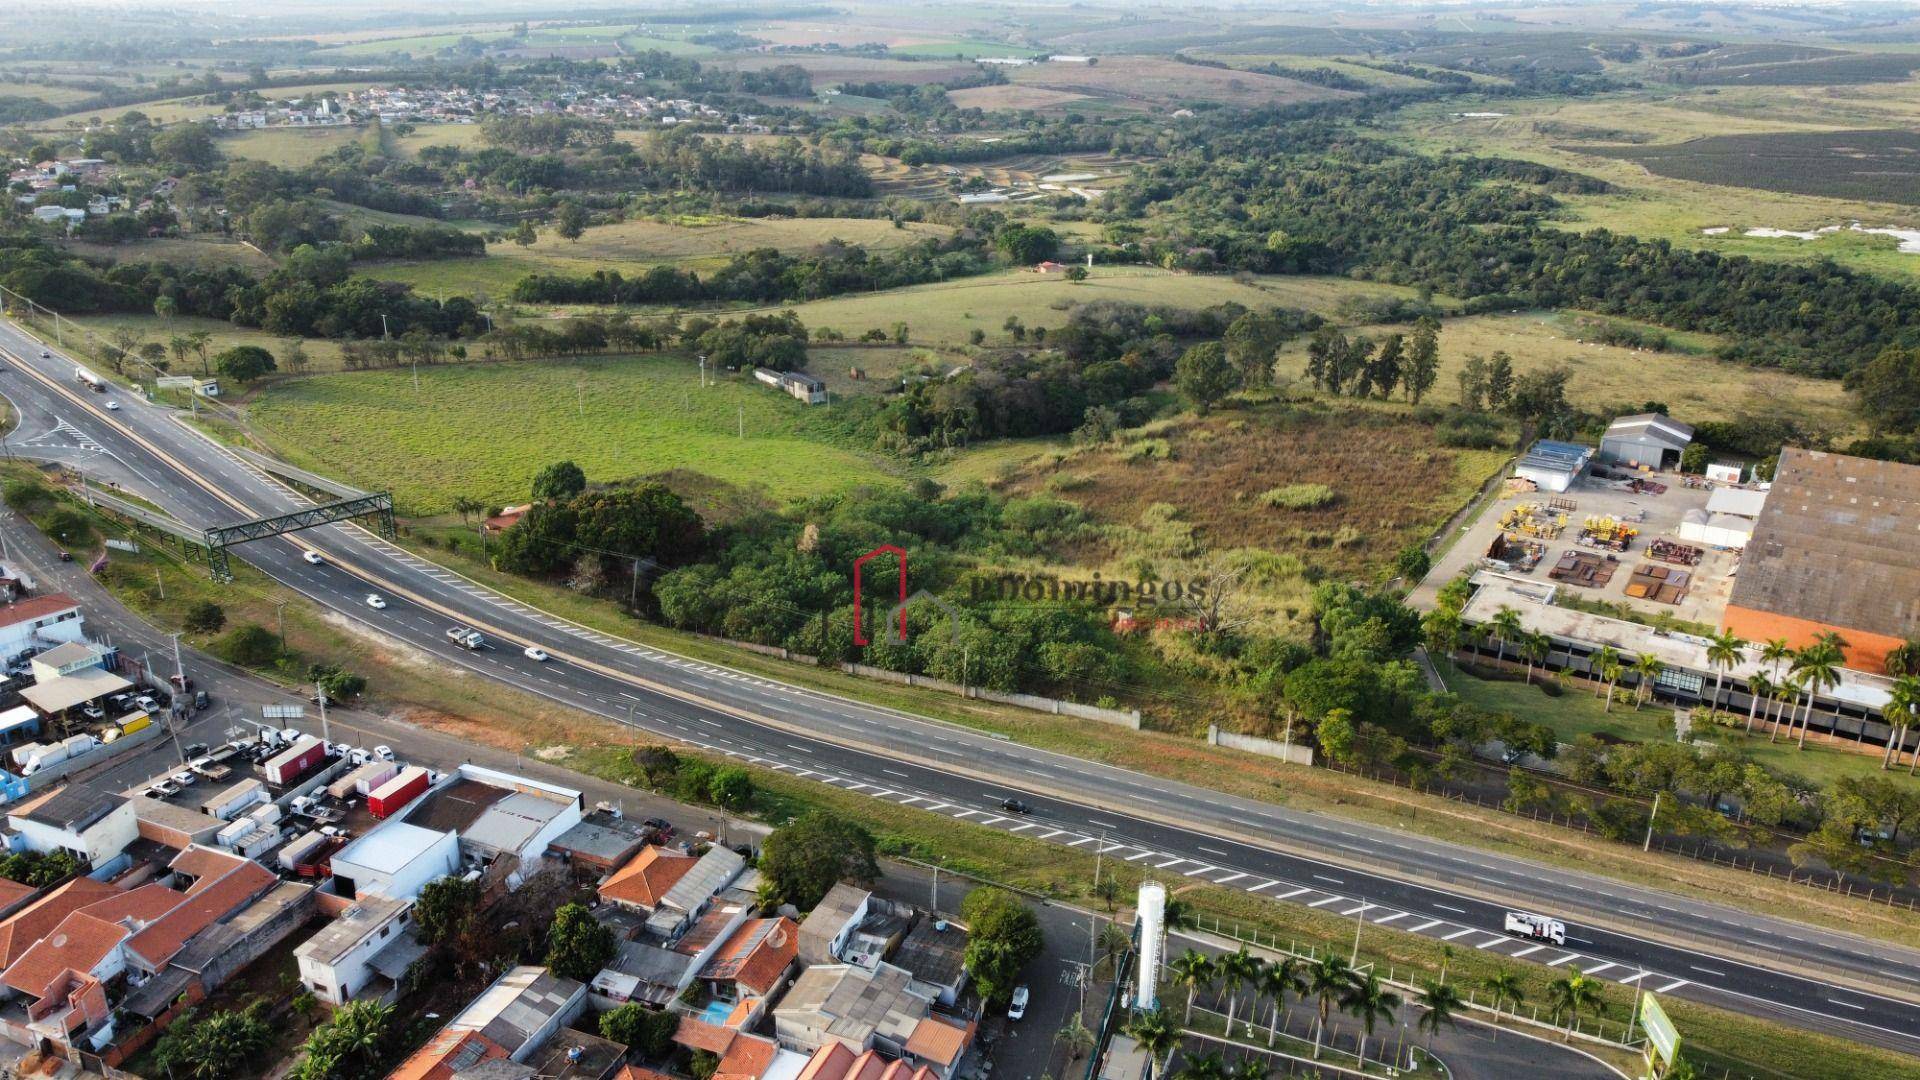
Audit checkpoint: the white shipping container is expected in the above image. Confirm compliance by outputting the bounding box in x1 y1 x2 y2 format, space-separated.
353 760 399 796
278 830 327 870
10 742 46 768
248 802 281 826
217 818 256 847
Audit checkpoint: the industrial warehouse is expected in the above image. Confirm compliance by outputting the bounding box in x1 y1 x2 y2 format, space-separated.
1417 430 1916 743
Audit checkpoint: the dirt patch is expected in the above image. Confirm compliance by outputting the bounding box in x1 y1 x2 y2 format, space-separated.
534 744 575 760
394 706 527 753
949 85 1092 112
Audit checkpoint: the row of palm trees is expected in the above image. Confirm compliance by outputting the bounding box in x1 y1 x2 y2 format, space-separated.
1450 609 1920 765
1134 945 1613 1077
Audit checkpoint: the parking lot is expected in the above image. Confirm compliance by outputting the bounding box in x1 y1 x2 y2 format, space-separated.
1422 466 1744 628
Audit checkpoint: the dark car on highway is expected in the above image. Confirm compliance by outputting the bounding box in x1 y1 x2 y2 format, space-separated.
1000 797 1033 815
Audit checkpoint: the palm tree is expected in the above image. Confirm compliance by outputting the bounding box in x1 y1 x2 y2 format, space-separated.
1170 950 1216 1024
1174 1050 1225 1080
1095 923 1132 979
1416 979 1462 1051
1124 1007 1182 1080
1307 954 1355 1058
1599 651 1625 713
1743 673 1773 735
1227 1058 1267 1080
1760 637 1792 687
1884 676 1920 771
1705 631 1747 713
1058 1014 1096 1062
1591 644 1621 700
1258 956 1306 1045
1521 631 1550 685
1217 947 1262 1031
1423 607 1462 659
1791 644 1843 749
1546 974 1602 1041
1480 969 1524 1037
1340 971 1400 1066
1772 672 1803 744
1632 652 1663 709
1489 606 1523 666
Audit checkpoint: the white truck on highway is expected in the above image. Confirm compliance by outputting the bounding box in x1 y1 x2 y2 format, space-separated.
445 625 487 650
74 365 105 392
1504 910 1567 945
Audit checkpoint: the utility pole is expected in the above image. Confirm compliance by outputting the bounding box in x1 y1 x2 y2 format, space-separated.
1351 900 1365 963
315 681 331 745
167 633 188 764
1643 791 1661 852
154 567 164 600
379 313 391 339
930 856 944 914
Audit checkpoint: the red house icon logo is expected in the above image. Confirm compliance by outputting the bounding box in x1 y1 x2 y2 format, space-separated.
852 545 908 646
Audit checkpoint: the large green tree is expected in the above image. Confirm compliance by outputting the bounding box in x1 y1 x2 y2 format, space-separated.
213 344 277 384
758 811 879 909
961 887 1044 1006
1174 341 1236 414
1849 345 1920 434
546 902 617 981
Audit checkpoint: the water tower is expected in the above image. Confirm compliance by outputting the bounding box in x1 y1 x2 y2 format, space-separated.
1135 881 1166 1009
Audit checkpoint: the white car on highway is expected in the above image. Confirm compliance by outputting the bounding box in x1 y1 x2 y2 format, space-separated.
364 593 387 610
104 400 120 410
524 646 549 662
303 550 325 565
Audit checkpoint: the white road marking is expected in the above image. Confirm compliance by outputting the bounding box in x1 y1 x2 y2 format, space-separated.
1183 865 1218 877
1655 980 1689 994
1546 953 1583 967
1689 965 1726 977
1441 927 1479 941
1248 881 1280 893
1407 920 1443 933
1432 903 1467 915
1617 972 1650 984
1308 896 1346 908
1474 935 1511 949
1127 851 1156 862
1068 836 1096 847
1828 997 1868 1011
1312 874 1343 885
1215 872 1247 885
1582 962 1617 977
1341 904 1374 917
1511 944 1546 958
1277 887 1313 900
1373 912 1407 925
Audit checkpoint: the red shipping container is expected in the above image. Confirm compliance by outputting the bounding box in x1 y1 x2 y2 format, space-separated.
264 736 325 785
368 766 429 819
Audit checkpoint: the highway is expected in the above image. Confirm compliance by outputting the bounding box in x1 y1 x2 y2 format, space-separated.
4 317 1920 1054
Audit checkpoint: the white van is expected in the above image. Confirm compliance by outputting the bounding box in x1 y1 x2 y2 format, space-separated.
1504 911 1567 945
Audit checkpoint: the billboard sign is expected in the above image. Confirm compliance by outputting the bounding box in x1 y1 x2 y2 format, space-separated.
1641 992 1680 1067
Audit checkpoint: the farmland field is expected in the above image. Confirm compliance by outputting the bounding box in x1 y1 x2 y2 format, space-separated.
1005 56 1356 111
757 267 1430 347
246 355 899 514
1270 311 1857 434
375 216 954 298
1582 129 1920 206
46 314 350 373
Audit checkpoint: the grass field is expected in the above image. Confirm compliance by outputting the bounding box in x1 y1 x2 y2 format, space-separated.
374 216 953 299
1004 55 1355 112
26 81 378 129
1443 660 1919 793
1271 310 1858 435
1586 128 1920 206
221 126 369 167
245 354 899 513
759 267 1427 347
66 235 276 273
40 314 349 375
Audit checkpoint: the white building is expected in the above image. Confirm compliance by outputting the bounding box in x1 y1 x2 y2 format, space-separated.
0 595 84 662
294 894 414 1004
328 821 459 902
6 784 137 868
1512 440 1592 494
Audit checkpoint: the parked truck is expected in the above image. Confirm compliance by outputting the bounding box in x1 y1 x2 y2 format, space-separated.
368 765 429 818
263 735 325 785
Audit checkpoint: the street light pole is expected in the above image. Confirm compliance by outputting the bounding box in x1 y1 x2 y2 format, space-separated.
315 681 331 745
1643 791 1661 852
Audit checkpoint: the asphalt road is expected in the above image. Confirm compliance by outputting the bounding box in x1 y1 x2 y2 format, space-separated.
4 317 1920 1055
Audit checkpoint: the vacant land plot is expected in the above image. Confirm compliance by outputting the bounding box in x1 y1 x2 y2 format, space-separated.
246 355 898 513
48 314 348 374
1660 49 1920 86
947 84 1093 111
998 404 1507 580
1006 56 1355 112
1271 311 1856 434
67 235 275 273
764 267 1425 346
376 215 952 298
27 81 378 129
221 126 367 167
